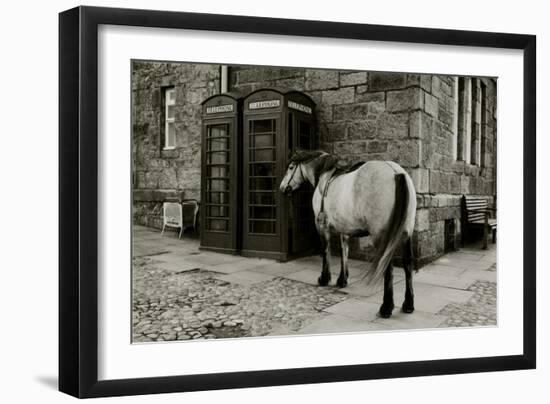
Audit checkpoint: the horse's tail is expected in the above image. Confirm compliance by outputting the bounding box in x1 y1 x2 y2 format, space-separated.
366 173 410 285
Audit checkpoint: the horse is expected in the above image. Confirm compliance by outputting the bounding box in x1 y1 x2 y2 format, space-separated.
279 150 417 318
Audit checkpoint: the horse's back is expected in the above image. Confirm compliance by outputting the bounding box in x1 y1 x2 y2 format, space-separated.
326 160 416 238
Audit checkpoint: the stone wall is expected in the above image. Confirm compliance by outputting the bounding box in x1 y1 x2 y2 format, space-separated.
132 61 220 228
132 62 497 265
230 66 497 265
412 75 497 264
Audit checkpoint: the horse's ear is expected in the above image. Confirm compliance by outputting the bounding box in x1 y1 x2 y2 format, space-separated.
289 149 306 163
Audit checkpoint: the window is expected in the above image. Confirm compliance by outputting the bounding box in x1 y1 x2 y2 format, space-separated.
455 77 466 161
163 88 176 149
205 124 230 232
452 77 458 160
470 79 480 165
454 76 481 166
480 81 487 167
247 119 277 235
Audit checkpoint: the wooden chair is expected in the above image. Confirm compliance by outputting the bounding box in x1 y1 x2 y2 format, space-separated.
461 195 497 249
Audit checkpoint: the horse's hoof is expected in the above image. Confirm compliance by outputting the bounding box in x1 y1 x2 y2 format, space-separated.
378 304 394 318
318 275 331 286
336 277 348 288
401 303 415 314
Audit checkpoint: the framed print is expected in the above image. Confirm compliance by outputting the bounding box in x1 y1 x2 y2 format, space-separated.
59 6 536 398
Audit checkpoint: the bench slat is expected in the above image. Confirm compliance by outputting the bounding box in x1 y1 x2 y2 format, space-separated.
463 195 496 248
471 219 497 227
463 197 496 225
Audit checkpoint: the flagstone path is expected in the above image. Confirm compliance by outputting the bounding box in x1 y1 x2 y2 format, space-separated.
132 225 497 342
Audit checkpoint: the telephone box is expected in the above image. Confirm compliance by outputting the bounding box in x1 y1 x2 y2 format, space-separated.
200 92 242 254
242 88 317 261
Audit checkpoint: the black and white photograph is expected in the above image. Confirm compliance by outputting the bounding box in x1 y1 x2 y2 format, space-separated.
1 0 545 401
131 62 498 342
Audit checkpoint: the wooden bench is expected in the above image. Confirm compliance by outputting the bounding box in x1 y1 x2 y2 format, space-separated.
461 195 497 249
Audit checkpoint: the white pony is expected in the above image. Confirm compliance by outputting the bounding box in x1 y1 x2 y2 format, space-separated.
280 151 417 318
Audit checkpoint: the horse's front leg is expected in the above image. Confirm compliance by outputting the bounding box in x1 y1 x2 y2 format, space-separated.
378 262 395 318
337 234 350 288
318 228 331 286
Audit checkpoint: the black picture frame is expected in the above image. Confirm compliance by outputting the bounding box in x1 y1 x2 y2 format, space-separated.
59 6 536 398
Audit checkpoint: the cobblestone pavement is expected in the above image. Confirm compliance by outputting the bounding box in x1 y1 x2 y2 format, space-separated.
133 256 348 342
132 226 497 342
438 280 497 327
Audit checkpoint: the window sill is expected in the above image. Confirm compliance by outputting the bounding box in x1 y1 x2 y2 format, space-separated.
454 160 480 167
160 148 179 159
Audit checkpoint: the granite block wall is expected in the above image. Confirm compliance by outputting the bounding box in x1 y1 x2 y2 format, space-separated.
132 62 497 265
229 66 497 264
132 61 220 228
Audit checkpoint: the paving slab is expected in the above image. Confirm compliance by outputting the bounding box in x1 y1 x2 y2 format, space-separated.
460 268 497 283
372 310 447 330
363 281 474 314
413 271 474 290
341 278 403 298
133 227 163 236
290 255 369 272
205 258 274 274
134 243 184 255
178 252 236 266
408 281 475 303
248 262 304 277
448 251 485 261
292 255 325 266
133 245 170 257
152 251 216 270
282 268 324 285
432 256 493 271
214 270 276 286
154 252 201 263
479 251 498 262
154 260 202 273
436 257 491 271
284 262 372 283
421 263 467 277
324 298 380 321
297 313 390 335
456 248 487 257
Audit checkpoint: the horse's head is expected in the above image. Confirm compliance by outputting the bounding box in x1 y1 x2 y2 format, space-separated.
279 160 307 195
279 150 336 195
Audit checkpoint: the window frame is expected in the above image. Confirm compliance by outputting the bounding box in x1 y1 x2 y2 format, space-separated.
163 87 176 150
455 76 484 166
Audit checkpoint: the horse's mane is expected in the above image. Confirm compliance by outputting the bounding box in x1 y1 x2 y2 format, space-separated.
290 150 340 184
289 150 326 164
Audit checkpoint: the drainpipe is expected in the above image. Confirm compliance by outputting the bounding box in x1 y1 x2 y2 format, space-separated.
220 65 229 93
